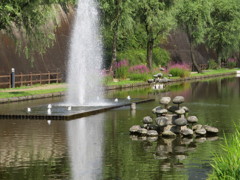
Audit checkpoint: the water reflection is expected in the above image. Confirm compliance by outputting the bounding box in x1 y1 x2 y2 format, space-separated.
67 114 105 180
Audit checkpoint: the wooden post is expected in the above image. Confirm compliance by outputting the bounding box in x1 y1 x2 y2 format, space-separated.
40 72 42 85
30 72 32 86
20 72 23 86
56 72 59 83
48 71 50 84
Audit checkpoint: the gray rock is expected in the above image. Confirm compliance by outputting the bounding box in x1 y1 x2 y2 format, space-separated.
147 136 158 142
143 116 153 124
182 106 189 113
153 74 159 78
168 74 173 77
140 124 148 129
147 130 159 137
187 116 198 123
156 109 168 116
195 128 207 136
152 106 162 114
162 130 176 138
157 73 163 78
175 108 185 115
164 125 181 134
163 77 170 82
160 97 171 105
159 67 165 71
173 118 187 126
168 106 179 113
195 137 206 143
181 128 194 136
147 79 154 83
156 117 169 127
148 124 158 131
129 125 141 134
204 125 219 134
192 124 203 131
173 96 185 104
137 128 148 136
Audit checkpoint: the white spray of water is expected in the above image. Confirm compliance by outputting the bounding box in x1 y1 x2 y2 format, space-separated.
65 0 104 106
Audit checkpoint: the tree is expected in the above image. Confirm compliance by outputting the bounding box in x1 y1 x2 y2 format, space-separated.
206 0 240 66
99 0 135 69
175 0 212 73
136 0 175 70
0 0 75 61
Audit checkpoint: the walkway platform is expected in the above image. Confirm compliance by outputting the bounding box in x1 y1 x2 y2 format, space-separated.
0 99 154 120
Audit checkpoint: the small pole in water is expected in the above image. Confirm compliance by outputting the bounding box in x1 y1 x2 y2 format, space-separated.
47 108 51 115
114 98 118 102
27 107 31 113
127 96 131 100
131 103 136 110
48 104 52 109
47 120 51 125
68 106 72 111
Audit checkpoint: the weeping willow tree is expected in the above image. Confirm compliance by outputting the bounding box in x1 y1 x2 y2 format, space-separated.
0 0 75 62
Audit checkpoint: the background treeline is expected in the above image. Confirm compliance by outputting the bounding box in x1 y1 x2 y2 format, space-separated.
0 0 240 72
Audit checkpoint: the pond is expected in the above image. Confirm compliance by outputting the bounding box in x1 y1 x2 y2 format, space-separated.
0 76 239 180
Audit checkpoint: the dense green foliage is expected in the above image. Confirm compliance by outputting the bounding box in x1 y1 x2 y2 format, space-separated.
208 129 240 180
208 59 219 70
1 0 240 69
0 0 75 61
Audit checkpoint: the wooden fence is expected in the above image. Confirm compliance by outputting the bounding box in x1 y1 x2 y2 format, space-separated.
0 71 62 88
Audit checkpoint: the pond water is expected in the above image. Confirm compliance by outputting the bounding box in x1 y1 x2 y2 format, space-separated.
0 76 239 180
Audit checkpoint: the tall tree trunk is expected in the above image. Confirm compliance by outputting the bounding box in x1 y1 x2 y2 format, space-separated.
110 30 118 71
147 39 153 70
189 39 202 73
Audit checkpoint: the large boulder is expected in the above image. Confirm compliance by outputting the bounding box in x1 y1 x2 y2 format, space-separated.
173 96 185 104
156 117 169 127
129 125 141 134
187 116 198 123
160 97 171 105
204 125 219 134
147 130 159 137
173 118 187 126
137 128 148 136
143 116 153 124
195 128 207 136
152 106 162 114
162 131 176 138
168 106 179 113
181 128 194 137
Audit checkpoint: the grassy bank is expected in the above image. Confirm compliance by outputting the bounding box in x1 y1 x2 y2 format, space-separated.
0 68 238 99
208 129 240 179
0 87 66 99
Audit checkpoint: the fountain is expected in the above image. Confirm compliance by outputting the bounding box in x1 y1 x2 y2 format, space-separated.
65 0 104 106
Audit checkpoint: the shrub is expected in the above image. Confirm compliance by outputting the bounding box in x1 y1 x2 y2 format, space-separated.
113 59 129 79
167 62 191 78
227 58 237 69
129 64 150 74
128 73 151 81
208 59 218 69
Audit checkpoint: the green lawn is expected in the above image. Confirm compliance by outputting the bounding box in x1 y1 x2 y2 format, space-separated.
0 88 66 99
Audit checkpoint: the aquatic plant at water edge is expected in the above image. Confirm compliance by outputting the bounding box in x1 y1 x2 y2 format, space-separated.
113 60 129 79
208 129 240 180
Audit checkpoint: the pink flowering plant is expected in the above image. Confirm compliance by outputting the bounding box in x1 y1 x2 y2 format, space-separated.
128 64 151 81
167 62 191 77
113 59 129 79
227 58 237 69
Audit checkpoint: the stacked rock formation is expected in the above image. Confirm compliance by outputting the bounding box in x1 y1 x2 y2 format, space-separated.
129 96 219 139
147 68 171 89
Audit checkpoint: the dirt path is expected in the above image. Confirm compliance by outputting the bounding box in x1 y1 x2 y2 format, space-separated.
0 84 67 93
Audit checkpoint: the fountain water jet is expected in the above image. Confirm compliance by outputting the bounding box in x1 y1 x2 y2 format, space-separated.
65 0 104 106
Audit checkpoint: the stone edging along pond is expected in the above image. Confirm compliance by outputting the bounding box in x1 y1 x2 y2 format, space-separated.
0 71 237 104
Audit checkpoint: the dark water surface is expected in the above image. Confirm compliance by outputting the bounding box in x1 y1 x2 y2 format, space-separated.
0 76 239 180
